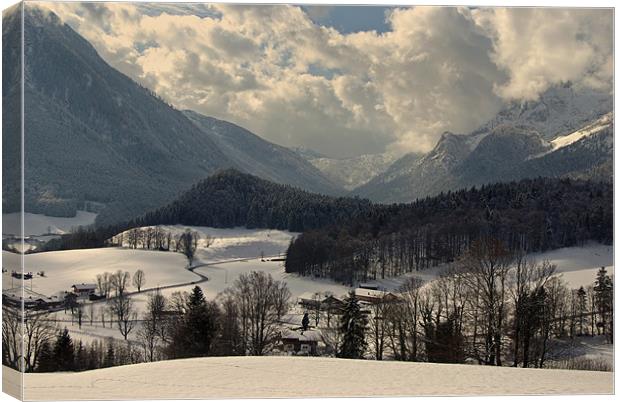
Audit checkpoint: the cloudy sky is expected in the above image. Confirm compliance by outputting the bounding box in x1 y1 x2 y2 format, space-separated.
40 3 613 158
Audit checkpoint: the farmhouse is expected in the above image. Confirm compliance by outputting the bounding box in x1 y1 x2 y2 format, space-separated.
321 295 345 311
71 283 97 298
281 329 322 356
298 295 346 311
2 287 62 310
354 288 402 304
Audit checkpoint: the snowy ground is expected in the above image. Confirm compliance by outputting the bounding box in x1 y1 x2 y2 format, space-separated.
360 243 614 292
194 258 348 301
3 356 612 400
115 225 295 264
2 211 97 236
2 248 194 297
529 243 614 288
2 224 613 346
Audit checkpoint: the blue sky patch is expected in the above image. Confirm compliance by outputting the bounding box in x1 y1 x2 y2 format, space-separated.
302 5 401 34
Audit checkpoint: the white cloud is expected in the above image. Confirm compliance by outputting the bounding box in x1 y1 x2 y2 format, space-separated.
39 4 612 158
471 8 613 101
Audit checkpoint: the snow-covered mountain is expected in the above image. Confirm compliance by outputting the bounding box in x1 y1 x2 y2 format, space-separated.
3 7 341 226
294 149 400 190
353 86 613 204
471 83 612 140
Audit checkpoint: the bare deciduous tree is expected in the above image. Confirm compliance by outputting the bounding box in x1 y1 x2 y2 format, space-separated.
96 272 111 298
110 270 131 296
137 291 167 362
109 293 137 340
178 230 200 266
227 271 290 355
133 269 146 292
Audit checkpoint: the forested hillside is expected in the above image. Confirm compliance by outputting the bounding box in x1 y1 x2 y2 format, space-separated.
286 178 612 284
133 169 374 232
4 8 341 226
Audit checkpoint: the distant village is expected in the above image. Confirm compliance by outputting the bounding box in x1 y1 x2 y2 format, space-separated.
2 266 399 358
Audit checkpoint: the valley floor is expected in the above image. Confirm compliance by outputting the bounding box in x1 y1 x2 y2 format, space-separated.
4 356 613 400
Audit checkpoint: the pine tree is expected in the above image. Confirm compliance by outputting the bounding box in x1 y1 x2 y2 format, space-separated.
594 267 613 342
427 314 465 363
103 341 115 368
338 292 368 359
36 340 56 372
188 286 205 309
168 286 220 358
302 312 310 331
53 328 75 371
74 341 86 371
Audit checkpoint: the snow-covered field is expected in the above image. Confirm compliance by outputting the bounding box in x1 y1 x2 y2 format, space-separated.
4 356 612 400
2 248 194 297
529 243 614 288
2 211 97 236
2 223 612 346
194 259 348 301
361 243 614 292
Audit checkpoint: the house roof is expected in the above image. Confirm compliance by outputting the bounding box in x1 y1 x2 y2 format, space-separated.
281 329 322 342
355 288 402 303
72 283 96 290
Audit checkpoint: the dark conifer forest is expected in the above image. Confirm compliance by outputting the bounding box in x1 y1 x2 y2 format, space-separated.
285 177 612 284
43 170 612 287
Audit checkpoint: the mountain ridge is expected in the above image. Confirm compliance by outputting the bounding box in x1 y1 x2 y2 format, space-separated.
3 6 343 226
352 86 613 204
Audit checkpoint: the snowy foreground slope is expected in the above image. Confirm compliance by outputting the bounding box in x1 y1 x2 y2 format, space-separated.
5 357 613 399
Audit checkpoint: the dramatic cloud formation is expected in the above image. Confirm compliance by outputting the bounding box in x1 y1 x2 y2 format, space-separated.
471 8 613 101
40 3 612 158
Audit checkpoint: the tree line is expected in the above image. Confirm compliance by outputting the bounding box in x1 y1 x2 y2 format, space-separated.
3 242 612 372
286 178 612 284
38 169 375 252
38 173 610 270
3 271 291 372
334 239 613 370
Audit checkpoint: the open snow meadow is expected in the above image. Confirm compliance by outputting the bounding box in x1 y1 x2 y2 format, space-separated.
3 357 612 399
1 219 614 392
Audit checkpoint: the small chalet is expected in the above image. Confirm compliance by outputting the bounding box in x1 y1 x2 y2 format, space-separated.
72 283 97 298
281 329 322 355
321 295 345 312
354 287 402 304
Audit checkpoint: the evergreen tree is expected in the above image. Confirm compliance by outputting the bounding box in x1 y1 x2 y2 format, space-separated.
427 314 465 363
338 292 368 359
594 266 613 342
168 286 220 358
36 340 56 372
53 328 75 371
103 341 115 368
74 341 86 371
302 312 310 331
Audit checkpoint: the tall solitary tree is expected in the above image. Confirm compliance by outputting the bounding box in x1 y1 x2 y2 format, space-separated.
133 269 145 292
338 291 368 359
179 230 200 266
